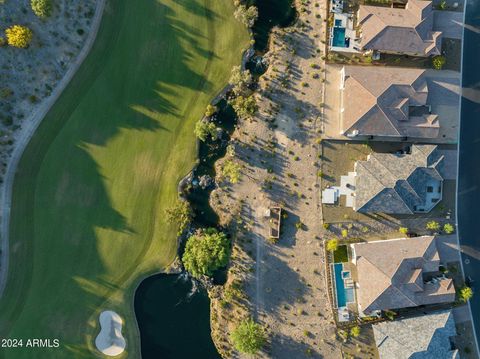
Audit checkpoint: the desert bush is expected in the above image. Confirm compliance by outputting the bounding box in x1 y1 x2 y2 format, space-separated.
5 25 33 48
432 55 446 70
230 318 266 354
234 5 258 27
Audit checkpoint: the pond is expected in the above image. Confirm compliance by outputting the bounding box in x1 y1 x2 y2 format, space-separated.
134 273 221 359
249 0 297 53
245 0 297 74
184 99 237 228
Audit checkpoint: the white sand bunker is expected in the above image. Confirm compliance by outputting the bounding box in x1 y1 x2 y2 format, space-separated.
95 310 126 356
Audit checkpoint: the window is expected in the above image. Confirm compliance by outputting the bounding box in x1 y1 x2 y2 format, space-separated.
427 186 433 193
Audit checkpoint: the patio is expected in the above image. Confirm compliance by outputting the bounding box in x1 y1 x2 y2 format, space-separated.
321 171 356 208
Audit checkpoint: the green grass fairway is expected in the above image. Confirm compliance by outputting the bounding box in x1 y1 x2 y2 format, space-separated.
0 0 248 357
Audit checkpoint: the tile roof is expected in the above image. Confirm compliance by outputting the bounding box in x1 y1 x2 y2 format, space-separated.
352 236 456 314
373 310 458 359
358 0 442 56
354 144 444 214
341 66 440 139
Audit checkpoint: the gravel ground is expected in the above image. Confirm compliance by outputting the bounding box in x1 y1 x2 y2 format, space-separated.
209 0 343 357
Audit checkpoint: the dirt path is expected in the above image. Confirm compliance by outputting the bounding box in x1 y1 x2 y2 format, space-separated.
0 0 106 299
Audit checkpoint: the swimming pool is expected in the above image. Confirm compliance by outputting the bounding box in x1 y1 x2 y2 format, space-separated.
332 27 346 48
333 263 355 307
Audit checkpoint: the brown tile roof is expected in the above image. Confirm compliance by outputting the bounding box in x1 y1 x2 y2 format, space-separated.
352 236 456 314
358 0 442 56
341 66 440 138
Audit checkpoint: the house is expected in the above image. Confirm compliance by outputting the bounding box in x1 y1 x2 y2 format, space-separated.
353 144 444 214
373 310 458 358
357 0 442 56
339 66 440 139
351 236 456 316
325 144 444 214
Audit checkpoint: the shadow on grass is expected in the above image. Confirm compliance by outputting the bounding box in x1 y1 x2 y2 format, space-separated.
1 0 230 357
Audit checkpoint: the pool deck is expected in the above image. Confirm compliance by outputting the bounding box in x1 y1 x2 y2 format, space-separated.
328 13 360 53
331 262 356 322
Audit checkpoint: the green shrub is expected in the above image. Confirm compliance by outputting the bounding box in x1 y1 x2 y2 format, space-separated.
31 0 52 18
194 119 217 142
326 238 338 252
222 160 241 183
432 55 446 70
5 25 33 48
230 318 266 354
399 227 408 235
350 326 361 337
205 104 217 117
165 200 193 236
182 228 230 278
443 223 455 234
459 286 473 302
426 220 440 231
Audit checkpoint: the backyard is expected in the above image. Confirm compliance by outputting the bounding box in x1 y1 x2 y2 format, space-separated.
321 141 457 235
0 0 249 358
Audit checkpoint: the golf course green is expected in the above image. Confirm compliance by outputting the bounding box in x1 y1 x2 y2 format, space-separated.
0 0 248 357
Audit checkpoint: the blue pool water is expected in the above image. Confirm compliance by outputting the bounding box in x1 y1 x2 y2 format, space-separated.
332 27 346 48
335 19 342 26
333 263 354 307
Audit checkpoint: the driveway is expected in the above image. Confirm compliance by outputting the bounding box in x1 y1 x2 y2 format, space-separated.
434 10 464 39
425 70 461 143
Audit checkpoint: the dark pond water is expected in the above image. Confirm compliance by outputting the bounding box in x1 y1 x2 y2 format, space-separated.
249 0 297 53
184 99 237 228
134 273 221 359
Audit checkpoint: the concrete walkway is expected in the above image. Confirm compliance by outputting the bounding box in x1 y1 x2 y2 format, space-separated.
0 0 106 299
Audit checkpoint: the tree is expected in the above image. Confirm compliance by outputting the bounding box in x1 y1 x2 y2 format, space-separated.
5 25 33 48
182 228 230 278
326 238 338 252
222 159 241 183
230 95 257 120
31 0 52 18
426 220 440 232
432 55 446 70
350 326 361 338
229 66 253 97
341 229 348 238
443 223 455 234
205 104 217 117
459 286 473 302
165 200 193 236
194 119 217 142
399 227 409 235
230 318 266 354
234 5 258 28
